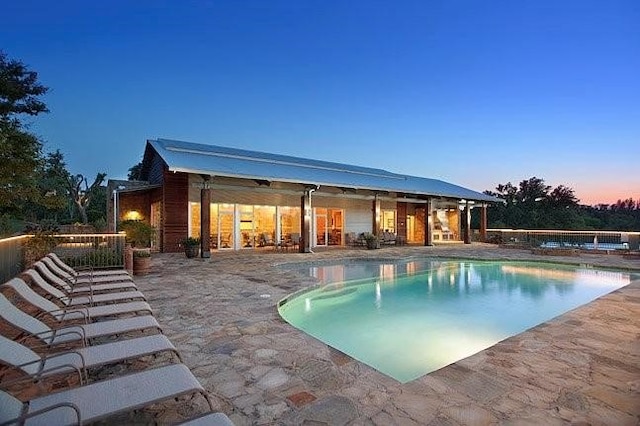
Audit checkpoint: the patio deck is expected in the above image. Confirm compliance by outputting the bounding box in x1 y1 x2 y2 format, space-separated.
133 244 640 425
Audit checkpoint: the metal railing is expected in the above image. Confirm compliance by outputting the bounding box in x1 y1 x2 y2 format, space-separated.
0 235 29 283
49 234 126 269
486 229 640 251
0 233 127 283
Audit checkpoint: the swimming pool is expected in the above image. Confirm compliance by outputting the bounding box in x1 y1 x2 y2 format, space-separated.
278 259 637 383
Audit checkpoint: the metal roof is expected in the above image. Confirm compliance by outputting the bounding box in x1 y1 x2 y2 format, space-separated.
147 138 499 203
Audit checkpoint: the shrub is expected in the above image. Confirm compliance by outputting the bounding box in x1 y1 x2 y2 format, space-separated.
182 236 200 247
132 248 151 258
119 220 155 247
63 248 123 268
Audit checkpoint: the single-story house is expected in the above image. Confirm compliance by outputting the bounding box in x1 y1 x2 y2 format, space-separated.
108 139 499 255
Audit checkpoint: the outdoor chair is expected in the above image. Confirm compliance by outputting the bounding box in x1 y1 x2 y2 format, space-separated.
22 269 146 307
0 363 214 426
259 232 275 247
0 332 181 386
0 293 161 349
47 252 132 281
2 278 153 323
283 233 300 251
42 255 134 287
34 260 137 295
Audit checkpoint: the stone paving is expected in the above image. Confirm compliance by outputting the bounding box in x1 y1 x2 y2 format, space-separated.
133 244 640 425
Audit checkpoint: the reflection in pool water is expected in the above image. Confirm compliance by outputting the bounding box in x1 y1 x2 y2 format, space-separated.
279 259 637 383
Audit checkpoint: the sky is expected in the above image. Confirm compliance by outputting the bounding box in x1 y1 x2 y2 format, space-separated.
3 0 639 205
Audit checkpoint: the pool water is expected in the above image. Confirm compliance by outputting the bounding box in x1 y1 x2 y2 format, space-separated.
278 259 637 383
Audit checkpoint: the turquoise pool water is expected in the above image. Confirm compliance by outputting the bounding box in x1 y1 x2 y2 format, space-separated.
278 259 637 383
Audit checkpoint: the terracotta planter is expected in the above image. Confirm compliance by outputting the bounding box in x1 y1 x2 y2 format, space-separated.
184 245 199 258
132 248 151 275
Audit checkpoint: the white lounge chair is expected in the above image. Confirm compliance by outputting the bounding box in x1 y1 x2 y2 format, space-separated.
178 412 235 425
47 252 132 281
2 278 153 322
0 293 161 348
0 333 181 385
0 364 213 425
33 260 136 295
22 269 145 307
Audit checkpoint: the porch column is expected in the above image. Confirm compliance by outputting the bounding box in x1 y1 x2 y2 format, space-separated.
424 198 433 246
200 188 211 258
463 201 471 244
479 203 487 242
300 190 312 253
372 195 381 235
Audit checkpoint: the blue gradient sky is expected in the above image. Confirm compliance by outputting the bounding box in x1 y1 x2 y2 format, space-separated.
3 0 639 205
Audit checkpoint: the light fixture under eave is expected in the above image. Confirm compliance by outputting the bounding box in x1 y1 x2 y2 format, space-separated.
124 210 142 221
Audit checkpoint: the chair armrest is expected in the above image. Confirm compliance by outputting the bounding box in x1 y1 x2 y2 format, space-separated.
2 401 82 426
16 350 86 372
36 306 91 324
59 306 91 323
19 326 87 347
0 362 85 388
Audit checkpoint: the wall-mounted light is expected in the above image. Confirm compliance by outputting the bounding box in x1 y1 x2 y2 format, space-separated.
124 210 142 221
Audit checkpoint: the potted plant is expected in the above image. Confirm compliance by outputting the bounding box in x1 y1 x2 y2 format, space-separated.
182 237 200 258
132 248 151 275
363 232 380 250
119 220 156 275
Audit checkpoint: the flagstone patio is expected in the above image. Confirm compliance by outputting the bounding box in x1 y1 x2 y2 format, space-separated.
133 244 640 425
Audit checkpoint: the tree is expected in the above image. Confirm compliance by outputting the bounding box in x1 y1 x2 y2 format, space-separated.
0 122 43 214
67 173 107 224
127 162 143 180
486 177 580 229
0 51 48 119
0 51 48 216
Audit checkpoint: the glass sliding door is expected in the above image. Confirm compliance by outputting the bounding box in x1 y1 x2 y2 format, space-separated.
254 206 276 247
279 207 301 245
219 204 235 249
239 205 254 248
328 209 343 245
314 208 327 246
209 204 219 249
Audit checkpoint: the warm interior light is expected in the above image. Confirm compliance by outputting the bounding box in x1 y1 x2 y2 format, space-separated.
124 210 142 221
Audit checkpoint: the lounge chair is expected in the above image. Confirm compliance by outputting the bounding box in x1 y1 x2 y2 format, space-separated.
178 412 235 425
47 252 131 280
33 260 137 295
0 363 213 425
0 333 181 385
41 255 134 287
0 293 161 348
2 278 153 322
22 269 145 307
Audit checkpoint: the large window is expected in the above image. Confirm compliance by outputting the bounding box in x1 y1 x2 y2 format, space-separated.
382 210 396 233
190 202 294 250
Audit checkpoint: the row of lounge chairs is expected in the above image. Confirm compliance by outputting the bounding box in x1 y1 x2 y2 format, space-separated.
0 253 233 425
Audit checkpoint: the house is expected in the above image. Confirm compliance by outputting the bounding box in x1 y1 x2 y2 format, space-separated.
108 139 499 255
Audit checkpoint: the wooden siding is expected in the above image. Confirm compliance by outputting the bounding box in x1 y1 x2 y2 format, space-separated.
162 169 189 252
148 153 166 185
397 202 407 239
